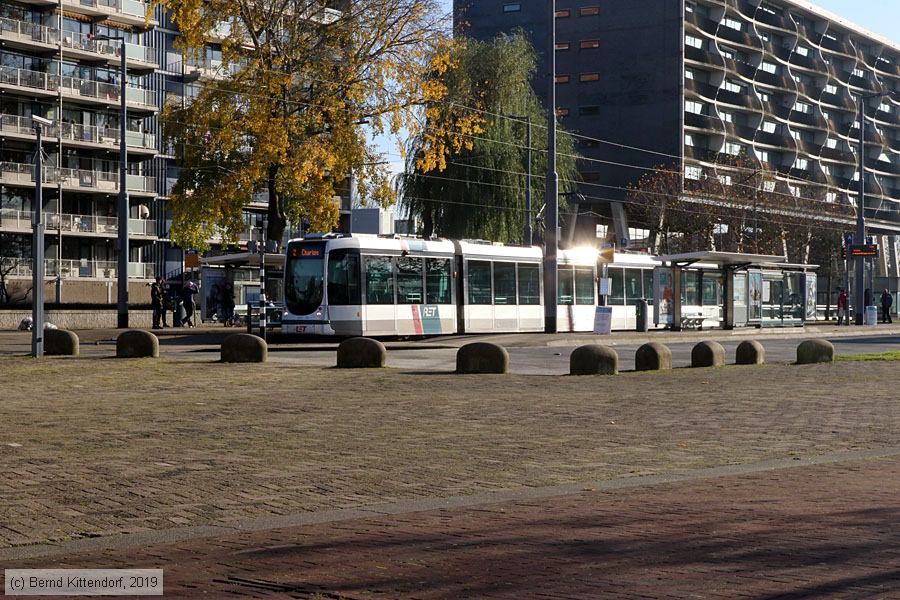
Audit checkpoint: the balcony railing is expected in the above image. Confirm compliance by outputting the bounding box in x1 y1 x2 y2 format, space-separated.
60 0 156 24
0 162 156 194
1 209 157 236
0 258 156 279
0 66 155 110
0 114 156 150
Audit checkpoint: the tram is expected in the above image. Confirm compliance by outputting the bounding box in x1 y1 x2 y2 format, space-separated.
282 233 600 336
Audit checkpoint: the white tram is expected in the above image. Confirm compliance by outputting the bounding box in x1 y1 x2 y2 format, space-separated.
281 233 599 336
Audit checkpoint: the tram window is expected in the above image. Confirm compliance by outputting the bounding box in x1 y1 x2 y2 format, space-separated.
285 242 325 316
682 271 701 306
425 258 451 304
624 269 642 305
397 256 424 304
643 269 653 300
327 250 360 305
517 264 540 305
609 268 625 305
467 260 492 304
493 262 517 305
364 255 394 304
575 267 595 305
558 266 575 305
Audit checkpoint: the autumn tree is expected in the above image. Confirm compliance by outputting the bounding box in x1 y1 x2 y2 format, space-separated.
155 0 459 248
0 234 32 306
397 32 581 243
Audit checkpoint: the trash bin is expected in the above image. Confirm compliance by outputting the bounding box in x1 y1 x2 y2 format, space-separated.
173 299 185 327
636 299 650 332
865 305 878 326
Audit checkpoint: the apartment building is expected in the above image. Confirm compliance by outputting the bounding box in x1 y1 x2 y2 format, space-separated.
0 0 163 302
455 0 900 273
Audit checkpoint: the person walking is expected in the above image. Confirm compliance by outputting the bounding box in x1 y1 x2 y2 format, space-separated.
836 288 848 325
181 280 198 328
880 289 893 324
221 281 236 326
150 276 165 330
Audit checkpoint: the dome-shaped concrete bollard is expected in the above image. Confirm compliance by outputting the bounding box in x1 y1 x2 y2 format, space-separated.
635 342 672 372
691 340 725 368
221 333 267 363
116 330 159 358
336 337 386 368
44 329 79 356
570 344 619 376
736 340 765 365
456 342 509 374
796 339 834 364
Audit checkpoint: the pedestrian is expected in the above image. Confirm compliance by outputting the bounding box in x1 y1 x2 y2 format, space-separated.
221 281 236 326
150 276 165 329
880 289 893 324
181 280 198 328
836 288 848 325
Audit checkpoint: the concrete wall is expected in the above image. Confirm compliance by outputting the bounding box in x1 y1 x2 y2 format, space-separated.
0 309 154 330
2 279 155 305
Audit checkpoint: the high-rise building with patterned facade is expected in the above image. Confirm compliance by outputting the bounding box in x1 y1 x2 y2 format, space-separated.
455 0 900 274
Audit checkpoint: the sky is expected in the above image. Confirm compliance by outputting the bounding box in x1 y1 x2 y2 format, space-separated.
374 0 899 183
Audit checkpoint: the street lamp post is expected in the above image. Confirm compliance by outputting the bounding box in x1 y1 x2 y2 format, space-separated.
507 115 533 246
31 116 52 357
91 33 129 328
544 0 559 333
854 91 895 325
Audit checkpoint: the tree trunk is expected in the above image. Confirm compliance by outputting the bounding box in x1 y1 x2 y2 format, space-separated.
266 164 287 246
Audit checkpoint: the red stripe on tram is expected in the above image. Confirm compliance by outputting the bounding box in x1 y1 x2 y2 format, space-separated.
411 304 424 335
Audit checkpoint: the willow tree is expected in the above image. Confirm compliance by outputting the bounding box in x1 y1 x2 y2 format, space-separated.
154 0 458 248
397 33 581 243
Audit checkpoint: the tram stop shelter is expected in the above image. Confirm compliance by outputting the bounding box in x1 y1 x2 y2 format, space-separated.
198 251 285 324
653 251 818 331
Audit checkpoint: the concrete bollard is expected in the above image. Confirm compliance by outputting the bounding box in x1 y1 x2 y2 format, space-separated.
796 339 834 364
221 333 268 363
569 344 619 375
635 342 672 372
44 329 79 356
691 340 725 368
116 330 159 358
336 337 387 368
735 340 765 365
456 342 509 374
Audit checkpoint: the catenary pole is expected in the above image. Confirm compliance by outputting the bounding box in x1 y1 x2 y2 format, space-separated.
32 123 45 357
543 0 559 333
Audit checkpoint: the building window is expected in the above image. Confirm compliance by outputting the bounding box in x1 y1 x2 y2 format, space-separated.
788 184 801 197
794 158 809 170
796 45 810 57
762 121 777 134
685 133 695 146
724 142 742 155
503 3 521 12
580 7 600 16
757 150 769 163
555 42 570 50
555 9 570 18
879 102 893 114
580 39 600 49
760 61 777 74
719 111 734 123
719 46 735 60
685 35 703 49
826 192 837 202
722 80 743 94
556 107 569 117
793 101 811 114
718 174 733 186
723 17 742 31
555 74 570 83
685 165 702 180
686 100 704 114
763 180 776 192
685 69 694 80
824 83 837 95
579 72 599 82
758 91 770 102
826 138 838 149
579 105 600 115
853 67 865 78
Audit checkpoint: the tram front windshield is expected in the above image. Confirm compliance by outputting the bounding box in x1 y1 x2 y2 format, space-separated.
285 241 325 315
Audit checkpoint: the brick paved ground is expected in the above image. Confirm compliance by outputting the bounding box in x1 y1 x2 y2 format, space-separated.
5 455 898 599
0 358 897 548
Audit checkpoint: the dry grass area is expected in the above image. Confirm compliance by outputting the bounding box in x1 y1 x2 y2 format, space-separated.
0 357 897 547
